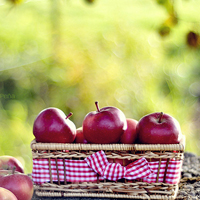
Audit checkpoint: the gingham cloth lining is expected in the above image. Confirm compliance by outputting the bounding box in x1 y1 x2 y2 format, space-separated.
32 150 182 185
85 150 152 181
143 160 182 184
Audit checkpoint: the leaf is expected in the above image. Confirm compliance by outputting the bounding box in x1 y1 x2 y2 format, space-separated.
186 31 200 48
84 0 95 4
164 13 178 27
158 24 171 37
7 0 24 5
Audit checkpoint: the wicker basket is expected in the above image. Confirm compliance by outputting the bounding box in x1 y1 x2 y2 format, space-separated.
31 139 185 200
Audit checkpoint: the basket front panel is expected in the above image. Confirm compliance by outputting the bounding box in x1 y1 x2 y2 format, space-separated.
31 140 184 199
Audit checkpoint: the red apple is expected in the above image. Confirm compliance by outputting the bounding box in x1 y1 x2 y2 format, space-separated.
108 158 132 166
83 101 127 144
0 156 24 173
136 112 182 144
0 170 21 176
33 107 76 143
0 187 17 200
74 127 88 144
120 118 138 144
0 169 33 200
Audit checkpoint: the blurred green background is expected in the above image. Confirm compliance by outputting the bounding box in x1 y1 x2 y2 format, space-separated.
1 0 200 173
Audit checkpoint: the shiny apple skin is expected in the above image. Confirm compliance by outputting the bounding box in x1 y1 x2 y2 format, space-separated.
0 172 33 200
33 107 76 143
74 127 88 144
0 156 24 173
0 187 18 200
120 118 138 144
136 112 182 144
107 158 132 166
83 106 127 144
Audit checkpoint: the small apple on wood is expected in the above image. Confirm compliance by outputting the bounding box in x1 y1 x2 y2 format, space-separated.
136 112 182 144
0 156 24 173
33 107 76 143
0 169 33 200
0 187 17 200
83 101 127 144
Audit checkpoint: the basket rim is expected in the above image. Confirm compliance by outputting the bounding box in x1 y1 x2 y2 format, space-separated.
30 136 185 151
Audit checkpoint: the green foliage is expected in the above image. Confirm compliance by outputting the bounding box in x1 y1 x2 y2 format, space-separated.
0 0 200 173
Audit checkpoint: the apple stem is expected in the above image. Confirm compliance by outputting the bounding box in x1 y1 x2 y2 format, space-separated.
95 101 100 112
158 112 164 123
66 112 73 119
12 166 16 175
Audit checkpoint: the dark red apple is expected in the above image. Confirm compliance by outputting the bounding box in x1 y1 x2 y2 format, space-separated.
136 112 182 144
0 169 33 200
74 127 88 144
107 158 132 166
0 156 24 173
0 187 17 200
33 107 76 143
120 118 138 144
82 101 127 144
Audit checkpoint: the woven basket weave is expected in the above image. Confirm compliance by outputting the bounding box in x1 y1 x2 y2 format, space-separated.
31 139 184 200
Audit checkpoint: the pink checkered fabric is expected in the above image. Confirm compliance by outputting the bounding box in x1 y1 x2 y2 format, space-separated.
143 160 182 184
104 163 126 181
125 157 153 180
32 158 104 185
84 150 109 176
32 150 182 185
85 150 152 181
